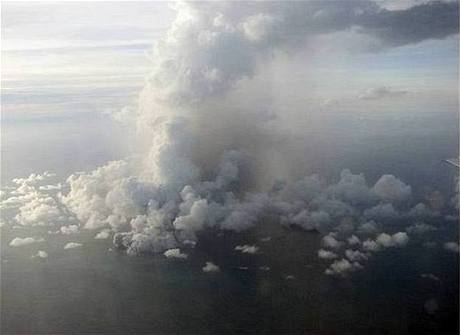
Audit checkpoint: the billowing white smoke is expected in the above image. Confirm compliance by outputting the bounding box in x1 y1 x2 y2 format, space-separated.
2 1 458 274
58 1 455 259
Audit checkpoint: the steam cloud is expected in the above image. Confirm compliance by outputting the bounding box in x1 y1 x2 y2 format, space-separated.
2 1 458 276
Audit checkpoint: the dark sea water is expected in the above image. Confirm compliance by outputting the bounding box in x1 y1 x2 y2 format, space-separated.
1 109 459 334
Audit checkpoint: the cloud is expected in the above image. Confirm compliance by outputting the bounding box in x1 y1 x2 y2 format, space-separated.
32 250 48 259
363 203 398 220
347 235 361 246
95 230 111 239
2 1 455 281
372 175 412 202
375 232 409 248
318 249 338 260
345 249 369 262
1 172 74 227
443 241 459 253
39 184 62 191
164 248 188 259
139 1 458 106
235 244 259 254
408 203 436 218
327 169 375 205
322 233 344 250
358 1 459 48
202 261 220 273
325 258 363 276
357 220 380 235
64 242 83 250
358 86 408 100
406 222 437 235
60 225 79 235
363 239 380 252
9 236 44 247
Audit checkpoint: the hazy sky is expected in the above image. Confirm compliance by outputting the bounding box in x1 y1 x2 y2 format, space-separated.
2 1 458 124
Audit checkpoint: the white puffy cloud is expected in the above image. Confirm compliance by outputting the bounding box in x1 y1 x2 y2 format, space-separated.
327 169 374 205
408 203 435 218
362 239 380 252
64 242 83 250
39 184 62 191
372 175 411 203
9 236 44 247
95 230 111 240
1 172 74 228
317 249 338 260
322 233 344 250
345 249 369 262
202 261 220 273
375 232 409 248
14 194 64 226
347 235 361 246
235 244 259 254
241 13 280 43
60 225 79 235
164 248 188 259
357 220 380 235
325 258 363 276
32 250 48 259
364 203 399 220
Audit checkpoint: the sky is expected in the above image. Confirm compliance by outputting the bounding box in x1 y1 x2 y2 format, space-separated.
1 2 175 122
1 0 458 125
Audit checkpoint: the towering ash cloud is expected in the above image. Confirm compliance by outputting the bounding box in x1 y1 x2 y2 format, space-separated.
63 1 458 256
2 1 459 274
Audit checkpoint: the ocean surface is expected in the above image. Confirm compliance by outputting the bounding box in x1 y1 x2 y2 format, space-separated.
1 108 459 334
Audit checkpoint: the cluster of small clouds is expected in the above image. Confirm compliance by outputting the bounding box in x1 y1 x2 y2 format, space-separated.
0 171 76 228
2 162 454 278
319 230 409 276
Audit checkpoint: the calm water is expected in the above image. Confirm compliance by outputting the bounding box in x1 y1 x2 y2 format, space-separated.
1 109 459 334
